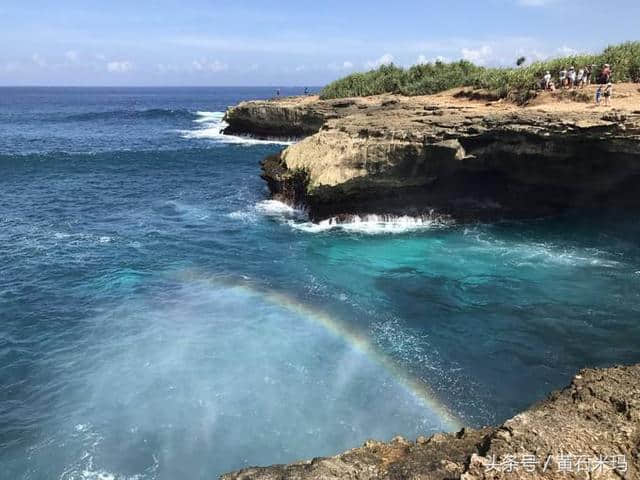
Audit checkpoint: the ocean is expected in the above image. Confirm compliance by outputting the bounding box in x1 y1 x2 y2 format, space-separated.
1 87 639 480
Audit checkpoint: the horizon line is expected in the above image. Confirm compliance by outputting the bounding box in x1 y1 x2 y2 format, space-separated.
0 85 325 89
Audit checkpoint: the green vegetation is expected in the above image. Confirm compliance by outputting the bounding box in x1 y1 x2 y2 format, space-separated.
320 42 640 103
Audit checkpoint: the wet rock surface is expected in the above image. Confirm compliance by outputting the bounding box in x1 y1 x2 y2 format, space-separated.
221 364 640 479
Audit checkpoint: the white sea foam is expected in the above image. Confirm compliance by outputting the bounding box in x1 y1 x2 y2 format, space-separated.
226 209 257 222
255 199 301 216
234 200 452 234
79 470 116 480
227 200 305 224
518 245 618 267
516 243 620 268
180 111 296 145
464 229 622 268
194 111 224 124
289 214 452 234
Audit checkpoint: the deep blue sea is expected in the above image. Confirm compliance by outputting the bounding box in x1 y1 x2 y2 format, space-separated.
1 87 639 480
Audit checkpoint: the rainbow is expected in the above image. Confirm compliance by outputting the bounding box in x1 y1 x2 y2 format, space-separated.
173 268 464 431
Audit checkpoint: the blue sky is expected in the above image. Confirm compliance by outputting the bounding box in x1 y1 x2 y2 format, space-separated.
1 0 638 86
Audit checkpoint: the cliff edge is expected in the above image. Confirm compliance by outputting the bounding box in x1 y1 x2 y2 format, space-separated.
221 364 639 479
225 86 640 221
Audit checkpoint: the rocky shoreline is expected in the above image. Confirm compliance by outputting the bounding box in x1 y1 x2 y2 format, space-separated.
221 364 639 479
220 92 640 479
224 90 640 222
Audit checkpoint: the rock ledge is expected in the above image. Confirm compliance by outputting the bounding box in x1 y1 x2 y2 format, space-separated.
221 364 639 479
225 90 640 221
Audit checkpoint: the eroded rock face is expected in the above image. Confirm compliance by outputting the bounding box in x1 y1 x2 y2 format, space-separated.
221 364 640 479
267 107 640 221
222 96 373 139
225 94 640 221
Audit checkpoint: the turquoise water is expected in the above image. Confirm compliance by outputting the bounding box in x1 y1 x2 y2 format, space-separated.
1 88 639 480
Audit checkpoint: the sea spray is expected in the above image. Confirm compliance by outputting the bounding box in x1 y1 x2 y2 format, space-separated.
181 111 297 145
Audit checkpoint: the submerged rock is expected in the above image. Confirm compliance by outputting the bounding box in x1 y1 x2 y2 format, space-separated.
221 364 640 479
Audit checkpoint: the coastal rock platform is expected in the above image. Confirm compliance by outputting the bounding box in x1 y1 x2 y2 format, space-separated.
225 86 640 221
221 364 640 479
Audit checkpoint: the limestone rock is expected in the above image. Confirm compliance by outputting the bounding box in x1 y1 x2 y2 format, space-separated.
221 364 640 479
225 93 640 221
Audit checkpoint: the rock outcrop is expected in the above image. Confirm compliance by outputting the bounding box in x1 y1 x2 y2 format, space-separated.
225 90 640 221
221 364 640 479
223 96 372 139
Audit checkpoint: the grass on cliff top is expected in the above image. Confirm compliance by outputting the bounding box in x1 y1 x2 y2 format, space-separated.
320 42 640 103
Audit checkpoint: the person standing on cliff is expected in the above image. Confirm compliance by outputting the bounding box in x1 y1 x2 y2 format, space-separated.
603 82 612 106
559 68 567 88
568 67 576 88
543 71 552 90
600 64 612 84
585 64 595 85
576 68 585 88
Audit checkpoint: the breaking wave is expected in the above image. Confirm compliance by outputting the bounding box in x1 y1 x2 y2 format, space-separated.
290 213 454 234
180 111 296 145
229 200 453 234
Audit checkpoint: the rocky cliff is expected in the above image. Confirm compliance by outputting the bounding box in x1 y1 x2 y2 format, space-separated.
222 364 640 479
223 96 369 138
220 92 640 479
225 89 640 222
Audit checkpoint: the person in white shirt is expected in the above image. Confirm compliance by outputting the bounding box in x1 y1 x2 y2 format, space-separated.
559 68 567 88
543 71 552 90
568 67 576 88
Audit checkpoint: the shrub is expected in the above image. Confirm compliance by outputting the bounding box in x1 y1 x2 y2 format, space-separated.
319 42 640 102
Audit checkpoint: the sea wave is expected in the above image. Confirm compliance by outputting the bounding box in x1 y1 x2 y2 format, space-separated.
180 111 296 145
289 213 454 234
229 200 453 234
462 228 623 268
63 108 194 122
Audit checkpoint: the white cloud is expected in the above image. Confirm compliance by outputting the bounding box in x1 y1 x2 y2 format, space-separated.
65 51 79 63
107 60 133 73
556 45 578 56
2 62 19 72
191 59 228 73
365 53 394 69
294 65 306 72
415 54 448 65
328 60 354 71
32 53 46 67
461 45 493 65
517 48 548 62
